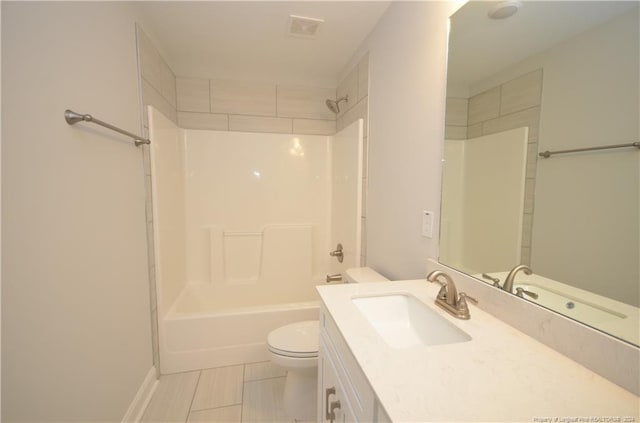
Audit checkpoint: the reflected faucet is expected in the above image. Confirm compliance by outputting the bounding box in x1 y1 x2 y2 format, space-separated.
515 286 539 299
502 264 532 294
482 273 501 288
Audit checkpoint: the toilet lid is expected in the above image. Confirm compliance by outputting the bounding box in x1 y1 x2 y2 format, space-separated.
267 320 319 358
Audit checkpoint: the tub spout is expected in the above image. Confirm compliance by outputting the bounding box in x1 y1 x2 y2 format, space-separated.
326 273 342 283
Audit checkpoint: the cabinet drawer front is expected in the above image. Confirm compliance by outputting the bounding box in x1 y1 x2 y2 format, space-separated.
320 306 375 422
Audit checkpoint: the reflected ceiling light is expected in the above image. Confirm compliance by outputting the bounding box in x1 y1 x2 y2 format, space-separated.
289 137 305 157
488 0 522 20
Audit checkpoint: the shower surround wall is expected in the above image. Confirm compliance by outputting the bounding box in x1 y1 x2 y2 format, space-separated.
182 130 330 298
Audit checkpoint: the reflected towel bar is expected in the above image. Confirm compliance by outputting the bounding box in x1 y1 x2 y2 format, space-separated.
539 142 639 158
64 109 151 147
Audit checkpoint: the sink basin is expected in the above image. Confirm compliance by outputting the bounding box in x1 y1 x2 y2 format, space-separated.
352 294 471 348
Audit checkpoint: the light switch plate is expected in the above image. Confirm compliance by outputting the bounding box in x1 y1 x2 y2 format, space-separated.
422 210 433 238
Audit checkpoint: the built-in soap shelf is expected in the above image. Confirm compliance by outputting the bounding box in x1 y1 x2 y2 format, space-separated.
208 224 314 285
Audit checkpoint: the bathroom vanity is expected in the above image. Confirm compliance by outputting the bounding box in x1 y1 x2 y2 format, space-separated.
317 280 640 422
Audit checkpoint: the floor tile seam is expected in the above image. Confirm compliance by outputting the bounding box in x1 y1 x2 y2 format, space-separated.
160 368 206 377
190 402 243 413
194 363 247 373
244 375 287 384
240 364 246 423
186 370 203 419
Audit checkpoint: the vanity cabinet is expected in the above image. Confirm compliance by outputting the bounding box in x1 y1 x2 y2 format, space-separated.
318 304 391 423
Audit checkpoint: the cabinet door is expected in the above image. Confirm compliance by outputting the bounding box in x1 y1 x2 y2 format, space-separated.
319 340 357 423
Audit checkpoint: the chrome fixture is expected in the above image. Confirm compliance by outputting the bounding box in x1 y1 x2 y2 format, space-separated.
325 387 340 422
515 287 539 299
326 273 342 283
427 270 478 320
539 141 639 159
325 387 335 420
481 273 501 287
64 109 151 147
325 95 348 114
329 243 344 263
502 264 533 294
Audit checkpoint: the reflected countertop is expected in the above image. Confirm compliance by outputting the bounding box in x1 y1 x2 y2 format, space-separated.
475 271 640 346
317 280 640 422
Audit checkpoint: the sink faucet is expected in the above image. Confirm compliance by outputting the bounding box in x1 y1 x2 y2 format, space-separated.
502 264 532 294
426 270 477 319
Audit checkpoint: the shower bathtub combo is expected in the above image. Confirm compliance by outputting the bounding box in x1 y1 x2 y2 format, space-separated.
149 107 363 374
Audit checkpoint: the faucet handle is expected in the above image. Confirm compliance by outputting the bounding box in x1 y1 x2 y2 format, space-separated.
457 292 478 313
454 292 477 319
458 292 478 304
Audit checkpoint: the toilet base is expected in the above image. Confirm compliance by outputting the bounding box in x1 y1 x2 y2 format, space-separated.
282 366 317 421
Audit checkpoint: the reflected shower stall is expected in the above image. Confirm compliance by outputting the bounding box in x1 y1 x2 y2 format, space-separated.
148 107 363 373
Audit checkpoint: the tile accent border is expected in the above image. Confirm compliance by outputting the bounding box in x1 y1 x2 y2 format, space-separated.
176 77 337 135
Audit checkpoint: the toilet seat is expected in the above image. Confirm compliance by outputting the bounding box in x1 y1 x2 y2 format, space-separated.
267 320 319 358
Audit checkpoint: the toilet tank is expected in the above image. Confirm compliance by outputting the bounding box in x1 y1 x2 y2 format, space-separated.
344 267 388 283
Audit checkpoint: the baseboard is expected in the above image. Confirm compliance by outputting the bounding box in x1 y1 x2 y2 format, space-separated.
122 366 158 423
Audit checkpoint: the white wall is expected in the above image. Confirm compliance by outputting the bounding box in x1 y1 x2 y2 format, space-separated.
2 3 152 421
348 2 460 279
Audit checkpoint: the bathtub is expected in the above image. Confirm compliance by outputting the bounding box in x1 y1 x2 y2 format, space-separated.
159 282 320 374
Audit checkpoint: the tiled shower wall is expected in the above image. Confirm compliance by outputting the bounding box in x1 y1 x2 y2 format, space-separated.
445 69 543 265
176 79 337 135
336 53 370 266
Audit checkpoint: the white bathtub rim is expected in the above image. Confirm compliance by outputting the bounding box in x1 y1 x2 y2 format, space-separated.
166 299 320 320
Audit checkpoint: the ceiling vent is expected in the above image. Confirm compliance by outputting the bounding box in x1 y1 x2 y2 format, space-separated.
288 15 324 39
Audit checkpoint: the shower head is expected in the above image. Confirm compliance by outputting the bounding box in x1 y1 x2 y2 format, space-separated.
325 95 349 114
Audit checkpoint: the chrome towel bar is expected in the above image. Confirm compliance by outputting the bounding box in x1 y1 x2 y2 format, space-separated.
539 142 639 159
64 109 150 147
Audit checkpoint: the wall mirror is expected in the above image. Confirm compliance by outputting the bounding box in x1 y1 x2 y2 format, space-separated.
441 0 639 346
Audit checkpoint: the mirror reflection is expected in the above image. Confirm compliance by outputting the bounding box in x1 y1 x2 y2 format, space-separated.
441 1 639 345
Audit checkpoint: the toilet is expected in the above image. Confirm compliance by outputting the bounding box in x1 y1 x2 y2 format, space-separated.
266 267 388 421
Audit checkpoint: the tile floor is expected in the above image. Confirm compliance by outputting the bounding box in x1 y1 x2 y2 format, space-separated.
141 361 313 423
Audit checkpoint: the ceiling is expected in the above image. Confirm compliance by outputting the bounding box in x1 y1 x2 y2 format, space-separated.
135 1 391 87
447 1 638 92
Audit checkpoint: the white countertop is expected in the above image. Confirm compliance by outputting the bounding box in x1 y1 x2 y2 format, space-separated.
317 280 640 422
